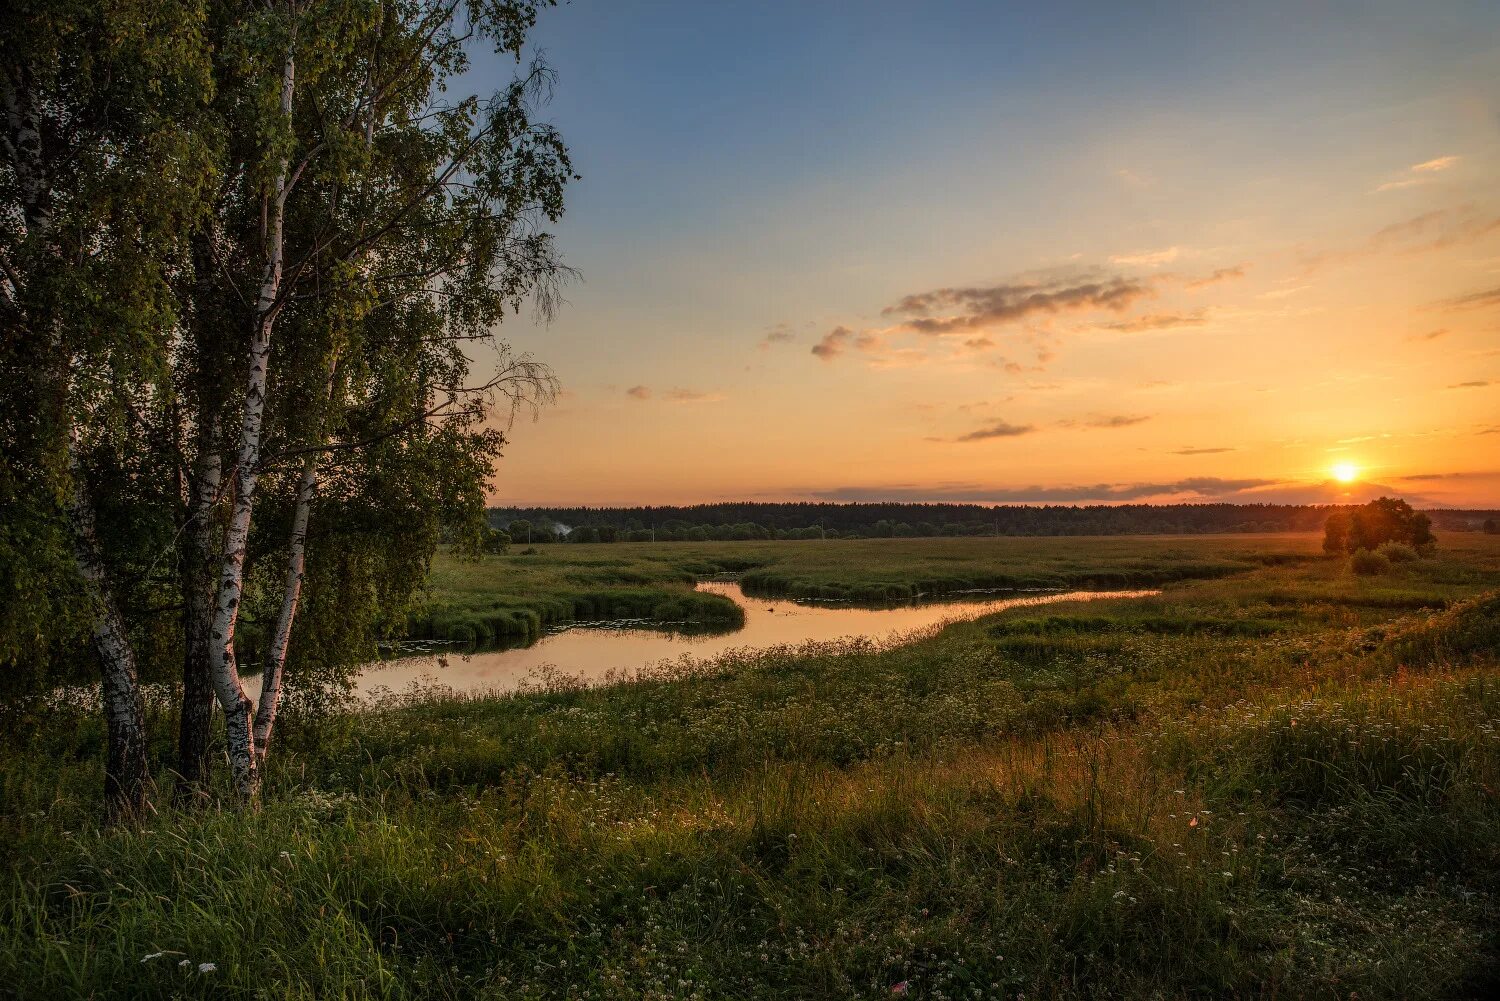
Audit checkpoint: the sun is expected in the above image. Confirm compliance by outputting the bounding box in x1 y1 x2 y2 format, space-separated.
1331 461 1359 484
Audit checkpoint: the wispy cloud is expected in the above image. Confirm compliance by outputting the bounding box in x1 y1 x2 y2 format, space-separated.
1172 446 1235 455
1447 380 1490 389
1302 206 1500 274
1412 155 1460 173
813 476 1280 503
1109 246 1181 267
665 388 727 403
1184 265 1247 290
1060 414 1153 430
953 420 1036 442
811 325 879 360
1440 286 1500 311
1374 177 1428 193
1408 328 1448 341
759 324 796 349
626 385 726 403
1260 284 1310 300
1101 310 1207 333
1373 155 1459 192
882 274 1156 335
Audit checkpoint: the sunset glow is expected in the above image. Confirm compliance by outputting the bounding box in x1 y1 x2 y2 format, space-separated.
479 4 1500 509
1332 462 1360 485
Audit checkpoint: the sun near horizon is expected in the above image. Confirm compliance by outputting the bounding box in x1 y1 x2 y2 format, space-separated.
475 2 1499 511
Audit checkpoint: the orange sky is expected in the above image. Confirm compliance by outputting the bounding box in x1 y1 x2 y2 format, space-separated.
481 5 1499 508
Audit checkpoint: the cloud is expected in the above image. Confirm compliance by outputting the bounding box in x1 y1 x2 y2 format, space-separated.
1374 177 1428 193
1109 246 1181 267
809 477 1448 506
664 388 727 403
1101 310 1207 333
626 385 725 403
1302 207 1500 273
1375 208 1500 255
882 274 1156 335
953 420 1037 442
1447 380 1490 389
1412 155 1460 173
1172 447 1235 455
1184 266 1247 290
811 325 880 360
759 324 796 349
1260 284 1309 299
1441 285 1500 310
1408 328 1448 341
1060 414 1153 430
1393 470 1498 482
1373 155 1459 192
812 476 1281 504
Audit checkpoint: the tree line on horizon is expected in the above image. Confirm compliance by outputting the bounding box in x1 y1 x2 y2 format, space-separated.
486 501 1499 544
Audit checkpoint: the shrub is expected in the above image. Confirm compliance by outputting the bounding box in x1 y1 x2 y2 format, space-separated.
1350 549 1391 576
1377 541 1418 563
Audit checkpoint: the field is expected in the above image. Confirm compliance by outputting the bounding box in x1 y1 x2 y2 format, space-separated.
4 532 1500 999
416 534 1324 644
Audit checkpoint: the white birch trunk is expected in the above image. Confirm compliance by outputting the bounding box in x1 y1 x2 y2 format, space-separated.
176 440 221 798
252 449 318 759
208 48 296 799
67 438 153 819
5 75 150 818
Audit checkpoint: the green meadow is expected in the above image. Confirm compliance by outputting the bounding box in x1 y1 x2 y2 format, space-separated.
415 534 1320 644
5 532 1500 999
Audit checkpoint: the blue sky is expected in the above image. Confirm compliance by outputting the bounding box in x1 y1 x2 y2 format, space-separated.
469 1 1500 505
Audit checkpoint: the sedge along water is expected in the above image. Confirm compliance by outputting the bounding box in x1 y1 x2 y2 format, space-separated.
244 582 1158 701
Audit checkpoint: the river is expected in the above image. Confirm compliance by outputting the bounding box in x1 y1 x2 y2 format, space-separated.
266 581 1156 700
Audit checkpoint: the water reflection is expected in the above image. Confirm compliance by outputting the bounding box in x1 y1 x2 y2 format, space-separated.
319 581 1156 699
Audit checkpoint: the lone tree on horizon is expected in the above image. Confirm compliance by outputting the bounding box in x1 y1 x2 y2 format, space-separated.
1323 497 1435 555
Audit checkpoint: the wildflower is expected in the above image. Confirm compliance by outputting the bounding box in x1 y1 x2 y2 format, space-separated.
1189 817 1199 828
140 952 165 963
178 960 190 968
198 963 217 973
891 982 910 996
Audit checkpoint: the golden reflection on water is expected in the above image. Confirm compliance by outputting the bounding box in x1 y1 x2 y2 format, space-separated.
320 582 1157 700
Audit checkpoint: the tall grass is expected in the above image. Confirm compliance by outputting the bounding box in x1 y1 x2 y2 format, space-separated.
3 534 1499 998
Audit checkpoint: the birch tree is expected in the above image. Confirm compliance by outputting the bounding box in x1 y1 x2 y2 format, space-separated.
1 0 215 819
2 0 573 812
186 0 573 795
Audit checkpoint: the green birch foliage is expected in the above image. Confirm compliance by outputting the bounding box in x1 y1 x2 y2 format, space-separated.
1 0 215 698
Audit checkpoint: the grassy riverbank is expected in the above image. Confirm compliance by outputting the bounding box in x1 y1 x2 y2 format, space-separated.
4 534 1500 998
416 534 1323 643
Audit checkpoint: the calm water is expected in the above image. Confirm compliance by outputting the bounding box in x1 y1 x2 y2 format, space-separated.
290 581 1157 700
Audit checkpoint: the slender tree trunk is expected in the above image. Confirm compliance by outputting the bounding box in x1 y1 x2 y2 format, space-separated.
253 450 318 760
66 444 152 821
6 75 151 821
207 47 296 799
175 446 220 802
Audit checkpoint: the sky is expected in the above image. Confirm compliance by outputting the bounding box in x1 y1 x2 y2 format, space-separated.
473 0 1500 508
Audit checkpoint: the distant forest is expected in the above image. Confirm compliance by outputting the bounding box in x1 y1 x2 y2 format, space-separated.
487 502 1500 543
